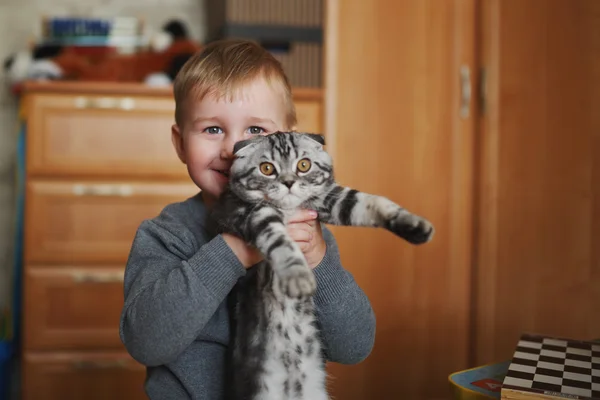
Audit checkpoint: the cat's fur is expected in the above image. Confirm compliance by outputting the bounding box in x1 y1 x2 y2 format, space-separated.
210 131 434 400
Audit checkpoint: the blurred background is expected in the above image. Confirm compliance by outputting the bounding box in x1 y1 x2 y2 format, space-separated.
0 0 598 399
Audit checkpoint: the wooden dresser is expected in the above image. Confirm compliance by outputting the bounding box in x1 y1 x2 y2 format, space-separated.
17 81 322 400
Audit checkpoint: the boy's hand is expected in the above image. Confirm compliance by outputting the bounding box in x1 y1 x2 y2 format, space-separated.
222 233 263 269
287 209 326 269
223 209 326 270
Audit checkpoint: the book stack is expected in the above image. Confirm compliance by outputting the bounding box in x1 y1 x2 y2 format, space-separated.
205 0 324 88
41 16 144 53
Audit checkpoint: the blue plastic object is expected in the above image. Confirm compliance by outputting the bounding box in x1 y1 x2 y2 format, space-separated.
0 340 13 400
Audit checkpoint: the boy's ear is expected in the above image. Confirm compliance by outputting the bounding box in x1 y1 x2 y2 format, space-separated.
171 124 187 164
233 136 262 156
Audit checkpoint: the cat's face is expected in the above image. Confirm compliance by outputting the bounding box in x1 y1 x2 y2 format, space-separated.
229 132 334 209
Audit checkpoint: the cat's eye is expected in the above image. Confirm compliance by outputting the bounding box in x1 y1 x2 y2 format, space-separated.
297 158 311 173
259 162 276 176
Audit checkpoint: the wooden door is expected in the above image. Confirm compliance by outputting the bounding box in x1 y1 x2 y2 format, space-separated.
324 1 477 398
474 0 600 365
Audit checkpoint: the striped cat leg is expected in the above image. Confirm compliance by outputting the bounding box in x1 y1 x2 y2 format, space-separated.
316 185 434 244
248 205 317 298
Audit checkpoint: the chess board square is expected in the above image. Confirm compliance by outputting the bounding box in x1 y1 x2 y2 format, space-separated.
539 361 565 371
593 368 600 377
566 358 592 369
541 349 567 359
534 373 562 385
517 345 542 355
594 362 600 370
512 357 538 367
563 378 592 390
509 363 536 374
514 351 540 361
562 385 592 397
540 355 566 364
536 367 564 378
531 381 562 392
568 341 592 350
593 382 600 391
594 390 600 399
593 356 600 364
592 344 600 353
503 376 533 389
543 344 568 352
544 338 568 347
519 340 543 350
563 371 592 383
567 347 593 357
567 353 592 362
506 369 534 381
565 365 592 375
593 376 600 384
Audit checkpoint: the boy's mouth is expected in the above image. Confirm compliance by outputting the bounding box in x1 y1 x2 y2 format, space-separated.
214 169 230 178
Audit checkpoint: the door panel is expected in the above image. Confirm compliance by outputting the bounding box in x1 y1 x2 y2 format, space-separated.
475 0 600 365
325 1 476 398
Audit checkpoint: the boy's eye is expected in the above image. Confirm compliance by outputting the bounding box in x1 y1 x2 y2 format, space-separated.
248 126 265 135
205 127 223 134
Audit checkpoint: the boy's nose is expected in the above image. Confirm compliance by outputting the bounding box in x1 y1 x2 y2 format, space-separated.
220 147 232 159
220 139 235 159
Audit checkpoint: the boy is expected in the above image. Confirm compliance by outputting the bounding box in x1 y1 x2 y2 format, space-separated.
119 38 376 399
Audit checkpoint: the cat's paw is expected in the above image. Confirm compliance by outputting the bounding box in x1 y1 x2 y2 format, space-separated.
389 214 434 244
279 263 317 298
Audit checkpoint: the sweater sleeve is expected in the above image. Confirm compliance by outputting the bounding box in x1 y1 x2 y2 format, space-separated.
312 226 376 364
119 216 246 367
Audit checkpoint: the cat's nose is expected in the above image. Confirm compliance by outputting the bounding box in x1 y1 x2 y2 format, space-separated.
282 180 295 188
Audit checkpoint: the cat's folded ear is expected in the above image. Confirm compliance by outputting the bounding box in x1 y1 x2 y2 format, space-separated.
303 133 326 146
233 137 262 156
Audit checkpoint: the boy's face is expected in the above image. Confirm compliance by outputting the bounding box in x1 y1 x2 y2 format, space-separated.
172 77 290 207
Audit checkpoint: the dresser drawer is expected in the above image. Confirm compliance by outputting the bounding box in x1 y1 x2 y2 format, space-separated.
24 180 199 264
24 268 126 351
22 352 146 400
25 93 186 179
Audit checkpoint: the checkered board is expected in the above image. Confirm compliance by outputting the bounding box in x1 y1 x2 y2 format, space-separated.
502 334 600 399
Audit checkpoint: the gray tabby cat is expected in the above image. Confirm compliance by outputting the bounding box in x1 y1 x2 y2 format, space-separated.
210 131 434 400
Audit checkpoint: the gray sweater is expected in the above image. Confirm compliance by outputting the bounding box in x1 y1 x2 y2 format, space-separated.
119 192 376 399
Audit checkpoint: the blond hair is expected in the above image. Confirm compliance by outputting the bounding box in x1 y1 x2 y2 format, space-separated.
173 38 296 128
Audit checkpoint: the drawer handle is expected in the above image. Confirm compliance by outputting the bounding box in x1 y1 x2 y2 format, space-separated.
72 184 133 197
74 96 136 110
71 271 124 283
72 360 128 370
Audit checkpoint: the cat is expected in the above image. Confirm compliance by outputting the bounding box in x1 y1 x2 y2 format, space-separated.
210 131 434 400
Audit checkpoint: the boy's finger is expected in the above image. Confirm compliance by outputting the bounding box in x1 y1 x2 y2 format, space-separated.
287 227 312 242
288 209 318 223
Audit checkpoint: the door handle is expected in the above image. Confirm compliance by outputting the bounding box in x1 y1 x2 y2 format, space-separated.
72 184 133 197
459 65 472 119
70 271 124 283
